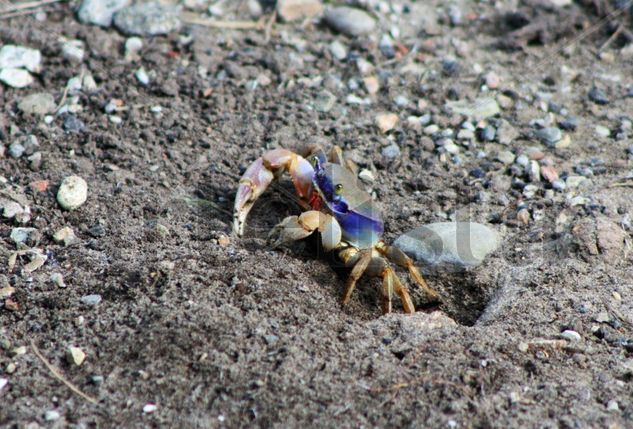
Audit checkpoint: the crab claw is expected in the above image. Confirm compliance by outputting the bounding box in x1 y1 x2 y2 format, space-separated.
233 149 314 236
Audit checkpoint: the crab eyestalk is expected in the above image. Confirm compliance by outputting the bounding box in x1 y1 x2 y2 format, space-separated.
233 149 314 236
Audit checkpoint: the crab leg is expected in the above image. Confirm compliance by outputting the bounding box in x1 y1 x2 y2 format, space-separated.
233 149 314 236
376 241 440 301
339 248 372 307
268 211 342 251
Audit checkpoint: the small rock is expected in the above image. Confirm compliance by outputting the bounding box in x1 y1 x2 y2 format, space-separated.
607 400 619 412
528 160 540 182
496 120 519 145
395 222 500 268
124 37 143 61
143 403 158 414
0 45 41 72
375 113 398 133
457 129 475 140
0 378 7 391
329 40 347 60
483 71 500 89
67 346 86 366
560 330 581 342
50 272 66 288
446 98 501 121
0 286 15 299
496 150 515 165
53 227 78 246
61 40 85 63
559 116 578 131
63 115 86 133
358 169 375 183
17 93 56 115
381 143 400 159
535 127 562 146
114 2 181 36
314 90 336 113
77 0 130 27
135 67 150 86
554 134 572 149
363 76 379 95
8 141 25 158
277 0 323 22
516 208 530 225
81 294 102 306
478 125 496 142
588 87 609 105
595 125 610 138
540 165 558 182
323 6 375 37
44 410 61 421
0 68 34 88
424 124 439 135
57 176 88 211
10 227 38 246
565 175 587 189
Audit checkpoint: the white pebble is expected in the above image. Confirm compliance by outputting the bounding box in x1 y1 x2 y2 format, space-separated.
45 410 61 421
560 330 581 342
143 403 158 414
57 176 88 211
135 67 150 86
62 39 85 63
0 378 8 391
0 68 34 88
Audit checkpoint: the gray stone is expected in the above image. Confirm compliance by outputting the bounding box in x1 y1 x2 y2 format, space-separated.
323 7 375 37
314 90 336 112
535 127 562 146
0 68 34 88
61 40 85 63
446 97 501 121
81 294 102 306
329 40 347 60
0 45 41 73
114 2 181 36
18 93 56 115
394 222 500 268
277 0 323 22
77 0 130 27
10 227 37 245
2 201 24 219
381 143 401 159
8 142 25 158
496 150 515 165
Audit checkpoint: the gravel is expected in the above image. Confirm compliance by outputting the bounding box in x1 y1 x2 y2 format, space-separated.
0 45 41 73
17 93 56 115
0 68 34 88
77 0 130 27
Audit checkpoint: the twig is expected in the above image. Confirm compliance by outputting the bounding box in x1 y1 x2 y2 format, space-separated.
30 341 98 405
264 10 277 43
0 0 62 13
599 24 623 51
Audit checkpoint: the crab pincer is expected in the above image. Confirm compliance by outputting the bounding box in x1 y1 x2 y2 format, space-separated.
233 148 314 236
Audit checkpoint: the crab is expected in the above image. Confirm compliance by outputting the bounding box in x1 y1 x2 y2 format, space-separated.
232 145 440 314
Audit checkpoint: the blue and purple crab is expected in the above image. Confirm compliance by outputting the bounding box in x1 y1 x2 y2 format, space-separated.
233 146 440 314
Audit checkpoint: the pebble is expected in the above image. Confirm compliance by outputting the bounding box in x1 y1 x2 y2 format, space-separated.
329 40 347 60
10 227 37 245
375 113 398 133
560 330 582 342
528 160 540 182
442 140 460 155
394 222 500 268
81 294 102 306
478 125 496 142
50 272 66 288
77 0 130 27
62 40 85 63
0 68 34 88
0 45 41 73
135 67 150 86
595 125 610 137
424 124 439 135
125 37 143 61
2 201 24 219
559 116 578 131
109 115 122 124
323 7 376 37
53 226 78 246
516 208 530 225
394 95 409 107
496 150 515 165
67 346 86 366
17 93 56 115
143 403 158 414
8 142 25 158
607 400 619 412
0 286 15 299
446 97 501 121
515 154 529 167
314 90 336 113
523 184 538 199
483 71 500 89
535 127 562 146
44 410 61 421
588 87 609 105
363 76 379 95
540 165 559 182
381 143 400 159
565 175 587 189
496 120 518 145
277 0 323 22
114 2 182 36
358 169 375 183
457 129 474 140
63 115 86 133
0 379 7 391
57 176 88 211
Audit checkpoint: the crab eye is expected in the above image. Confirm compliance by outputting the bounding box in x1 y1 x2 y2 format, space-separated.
335 184 343 195
310 156 318 166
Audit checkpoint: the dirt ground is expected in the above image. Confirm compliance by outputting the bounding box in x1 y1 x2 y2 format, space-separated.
1 1 633 428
